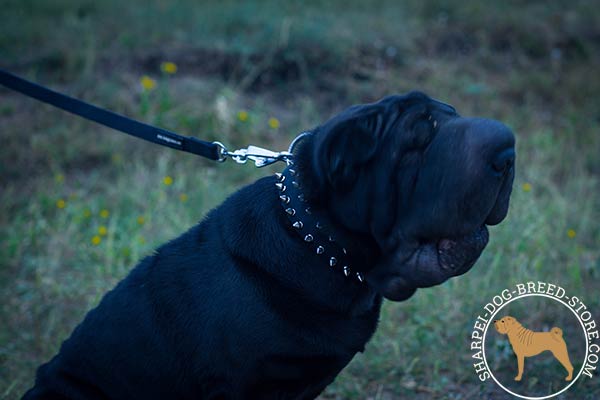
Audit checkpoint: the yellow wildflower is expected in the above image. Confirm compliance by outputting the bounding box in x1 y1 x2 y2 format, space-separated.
163 176 173 186
160 61 178 74
268 117 280 129
237 110 249 122
179 193 188 202
137 216 145 225
83 208 92 218
98 226 108 236
56 199 66 209
567 229 576 239
522 183 532 192
140 75 156 91
100 209 110 219
91 235 102 245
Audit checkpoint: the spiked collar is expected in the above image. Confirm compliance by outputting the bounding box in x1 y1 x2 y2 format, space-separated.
275 166 365 283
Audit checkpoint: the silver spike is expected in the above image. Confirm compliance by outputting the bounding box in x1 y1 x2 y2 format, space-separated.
275 172 283 180
305 207 311 215
298 194 305 202
316 245 325 254
279 195 290 204
433 120 438 128
292 181 299 188
285 208 296 216
292 221 303 229
289 169 296 176
342 248 347 255
315 221 322 229
304 234 314 242
329 257 337 267
275 182 285 191
343 266 350 277
328 235 335 242
356 272 364 282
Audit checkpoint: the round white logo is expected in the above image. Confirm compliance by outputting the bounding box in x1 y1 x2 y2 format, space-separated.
470 281 598 399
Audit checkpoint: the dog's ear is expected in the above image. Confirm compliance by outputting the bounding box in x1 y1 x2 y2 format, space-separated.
314 109 380 191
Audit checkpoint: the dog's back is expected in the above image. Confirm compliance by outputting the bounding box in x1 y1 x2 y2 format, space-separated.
24 178 381 399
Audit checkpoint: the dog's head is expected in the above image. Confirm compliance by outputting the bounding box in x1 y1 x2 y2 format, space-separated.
295 92 515 301
494 316 518 334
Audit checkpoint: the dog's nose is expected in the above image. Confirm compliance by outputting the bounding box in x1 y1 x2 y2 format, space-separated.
492 148 515 175
468 118 515 173
458 118 515 168
486 121 515 178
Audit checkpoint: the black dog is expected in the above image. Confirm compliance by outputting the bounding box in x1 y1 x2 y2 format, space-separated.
24 92 515 399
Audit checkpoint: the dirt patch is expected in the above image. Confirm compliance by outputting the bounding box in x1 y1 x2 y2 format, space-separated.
136 44 403 94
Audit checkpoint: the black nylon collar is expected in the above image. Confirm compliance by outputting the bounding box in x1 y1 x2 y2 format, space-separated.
276 167 365 283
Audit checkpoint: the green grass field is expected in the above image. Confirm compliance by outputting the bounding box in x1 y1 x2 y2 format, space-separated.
1 1 599 398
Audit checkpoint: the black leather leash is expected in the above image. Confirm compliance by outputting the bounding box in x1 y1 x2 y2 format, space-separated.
0 69 292 167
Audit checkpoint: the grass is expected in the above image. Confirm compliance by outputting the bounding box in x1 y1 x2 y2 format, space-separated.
1 0 599 398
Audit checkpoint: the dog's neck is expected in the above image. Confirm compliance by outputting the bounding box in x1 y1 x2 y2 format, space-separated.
218 174 381 317
276 166 379 282
504 320 535 350
506 320 527 337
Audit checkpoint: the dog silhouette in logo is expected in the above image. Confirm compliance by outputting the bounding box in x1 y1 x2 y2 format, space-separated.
494 316 573 382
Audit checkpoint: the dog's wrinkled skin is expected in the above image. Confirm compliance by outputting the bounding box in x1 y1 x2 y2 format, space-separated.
25 92 515 399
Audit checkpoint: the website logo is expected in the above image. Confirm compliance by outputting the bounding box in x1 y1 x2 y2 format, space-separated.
470 281 598 399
